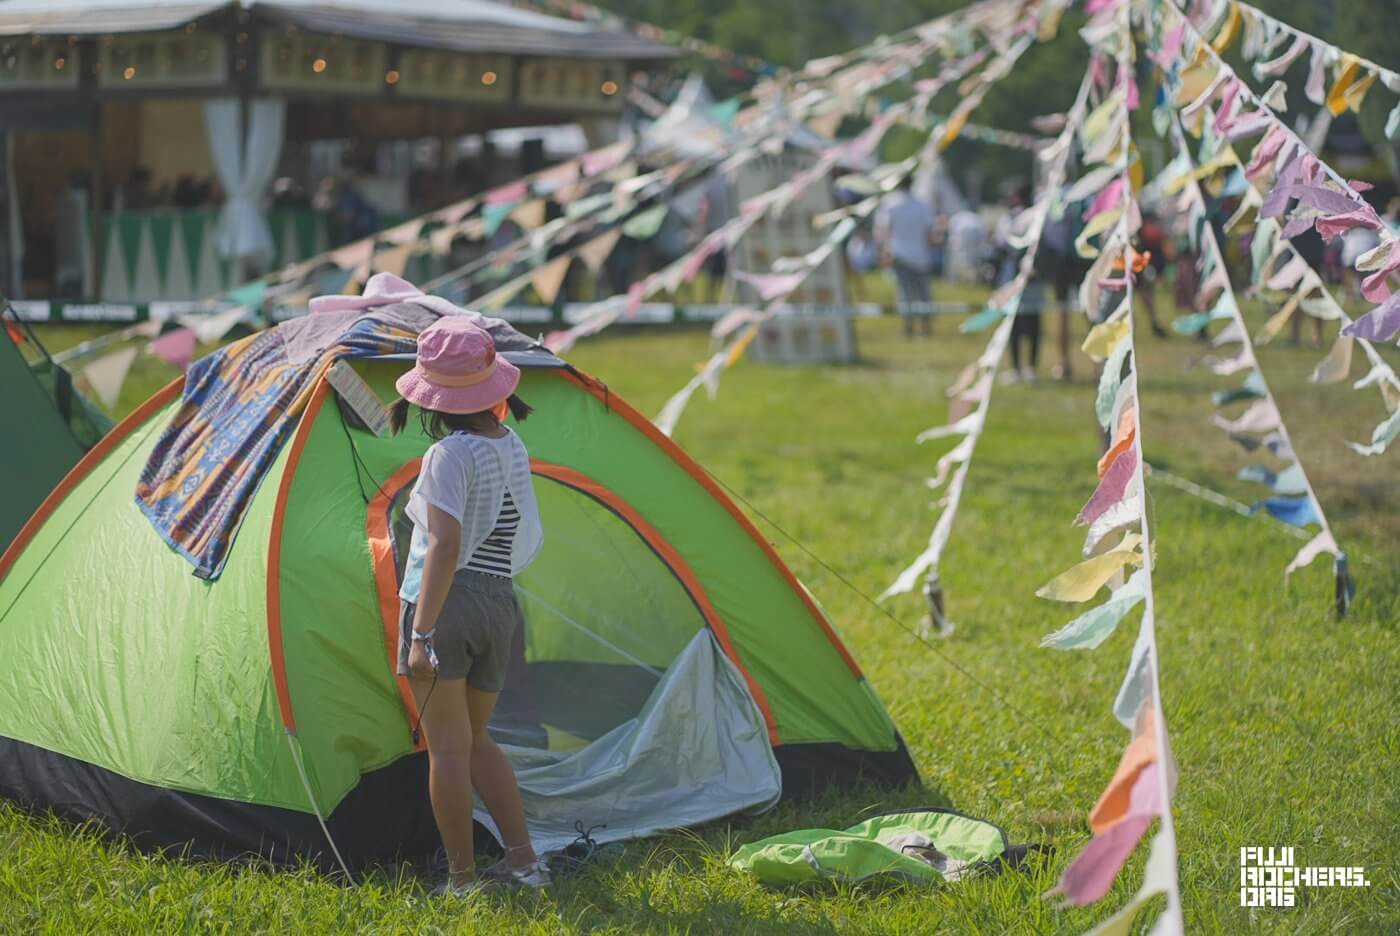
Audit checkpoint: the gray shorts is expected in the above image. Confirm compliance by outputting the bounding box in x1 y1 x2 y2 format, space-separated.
398 569 523 692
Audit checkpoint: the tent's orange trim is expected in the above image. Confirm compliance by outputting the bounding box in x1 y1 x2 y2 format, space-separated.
366 457 427 750
532 460 780 745
556 368 866 681
0 377 184 587
265 379 332 734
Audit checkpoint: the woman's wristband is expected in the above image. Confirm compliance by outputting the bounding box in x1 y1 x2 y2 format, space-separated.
411 628 435 641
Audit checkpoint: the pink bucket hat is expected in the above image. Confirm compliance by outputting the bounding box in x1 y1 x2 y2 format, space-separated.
396 317 519 415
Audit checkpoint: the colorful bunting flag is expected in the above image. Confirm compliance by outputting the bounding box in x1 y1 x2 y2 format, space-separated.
148 327 197 371
81 347 138 409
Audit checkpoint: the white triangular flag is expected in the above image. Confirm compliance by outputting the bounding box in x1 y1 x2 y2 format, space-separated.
81 346 138 410
1285 530 1339 575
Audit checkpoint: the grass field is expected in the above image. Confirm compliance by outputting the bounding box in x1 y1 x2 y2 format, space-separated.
4 295 1398 934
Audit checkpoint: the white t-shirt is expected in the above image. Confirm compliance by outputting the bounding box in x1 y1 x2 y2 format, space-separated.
877 193 937 273
399 429 543 602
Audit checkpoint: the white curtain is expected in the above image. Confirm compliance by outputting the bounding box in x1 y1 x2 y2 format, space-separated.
204 97 285 265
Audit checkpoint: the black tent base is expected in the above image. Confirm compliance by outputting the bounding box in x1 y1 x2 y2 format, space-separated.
1 735 919 873
0 737 441 873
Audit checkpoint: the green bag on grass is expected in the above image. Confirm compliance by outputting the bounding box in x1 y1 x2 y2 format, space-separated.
729 808 1032 886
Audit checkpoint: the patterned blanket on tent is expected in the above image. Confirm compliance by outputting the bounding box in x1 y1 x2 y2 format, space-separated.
135 312 424 579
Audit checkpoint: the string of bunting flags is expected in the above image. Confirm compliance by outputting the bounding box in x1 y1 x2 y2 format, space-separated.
1159 0 1400 350
545 0 1031 359
878 62 1098 618
34 2 995 409
648 1 1057 435
261 2 985 323
1209 0 1400 138
1157 104 1354 608
1142 0 1400 459
1035 3 1183 931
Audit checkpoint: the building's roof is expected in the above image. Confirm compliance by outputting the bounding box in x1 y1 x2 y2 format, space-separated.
0 0 226 35
0 0 679 59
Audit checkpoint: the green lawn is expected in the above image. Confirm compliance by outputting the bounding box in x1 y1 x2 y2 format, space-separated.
5 299 1398 933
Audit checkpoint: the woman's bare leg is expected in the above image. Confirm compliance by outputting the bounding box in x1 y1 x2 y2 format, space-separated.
411 676 476 885
466 686 537 868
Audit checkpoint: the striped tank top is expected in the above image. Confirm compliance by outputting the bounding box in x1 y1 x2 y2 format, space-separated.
463 491 520 578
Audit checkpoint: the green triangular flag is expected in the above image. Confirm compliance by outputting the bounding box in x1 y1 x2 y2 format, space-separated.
622 204 668 240
959 305 1005 334
483 202 516 238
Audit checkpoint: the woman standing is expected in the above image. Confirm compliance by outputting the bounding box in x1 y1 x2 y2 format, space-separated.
391 316 548 894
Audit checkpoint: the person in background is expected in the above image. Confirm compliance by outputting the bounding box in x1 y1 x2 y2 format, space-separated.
687 169 734 301
1039 206 1077 381
173 173 208 209
876 175 939 337
1136 210 1170 338
994 184 1041 383
845 220 880 275
121 168 153 213
316 175 380 247
1010 275 1047 384
1289 227 1327 348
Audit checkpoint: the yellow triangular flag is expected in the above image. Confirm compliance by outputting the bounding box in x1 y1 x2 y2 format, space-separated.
1174 66 1218 107
531 255 572 306
1037 534 1143 603
937 109 970 152
1081 95 1121 144
807 110 845 139
429 225 461 257
1211 1 1242 54
1326 53 1363 116
477 274 531 311
577 229 622 273
510 198 547 230
1254 290 1302 345
1082 318 1131 359
722 323 761 367
371 242 415 277
1075 209 1122 259
1343 69 1378 113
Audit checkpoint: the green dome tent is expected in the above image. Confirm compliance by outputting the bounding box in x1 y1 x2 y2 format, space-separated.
0 329 915 869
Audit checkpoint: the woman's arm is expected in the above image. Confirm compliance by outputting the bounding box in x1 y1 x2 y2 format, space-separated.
407 504 464 677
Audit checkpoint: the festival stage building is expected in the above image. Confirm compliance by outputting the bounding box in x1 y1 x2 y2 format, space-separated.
0 0 675 306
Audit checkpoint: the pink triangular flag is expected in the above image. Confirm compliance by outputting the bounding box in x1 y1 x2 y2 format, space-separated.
483 179 528 206
148 327 197 371
1075 443 1138 527
732 269 806 302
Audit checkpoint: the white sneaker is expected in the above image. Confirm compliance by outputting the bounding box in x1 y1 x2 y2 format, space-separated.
1021 368 1038 384
481 859 552 889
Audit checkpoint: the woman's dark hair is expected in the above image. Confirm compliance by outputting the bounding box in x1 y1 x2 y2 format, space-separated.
389 394 533 439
